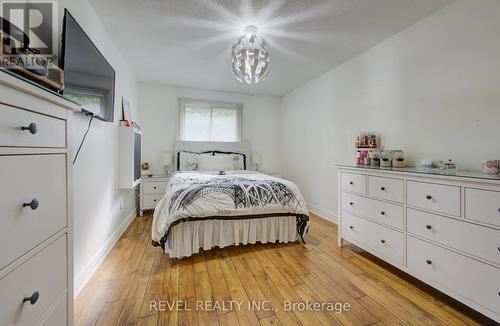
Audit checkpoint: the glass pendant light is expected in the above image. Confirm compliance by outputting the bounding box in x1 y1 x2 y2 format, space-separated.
231 25 270 86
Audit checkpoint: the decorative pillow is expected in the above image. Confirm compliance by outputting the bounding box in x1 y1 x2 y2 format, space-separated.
178 151 200 171
213 151 246 170
177 151 214 171
198 155 234 171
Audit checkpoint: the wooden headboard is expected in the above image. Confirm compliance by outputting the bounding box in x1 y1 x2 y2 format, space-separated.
174 141 251 171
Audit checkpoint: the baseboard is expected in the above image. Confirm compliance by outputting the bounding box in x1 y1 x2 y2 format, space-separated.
74 207 137 297
307 203 338 224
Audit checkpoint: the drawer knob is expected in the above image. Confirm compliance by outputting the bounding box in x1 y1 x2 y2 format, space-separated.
349 202 354 206
21 123 38 135
380 211 386 216
426 195 432 200
426 259 432 265
153 186 157 189
380 239 386 244
426 225 432 230
23 291 39 305
380 187 386 191
349 181 354 185
22 198 39 210
349 225 354 230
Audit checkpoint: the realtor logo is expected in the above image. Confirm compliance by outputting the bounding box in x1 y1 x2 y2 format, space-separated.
1 0 57 55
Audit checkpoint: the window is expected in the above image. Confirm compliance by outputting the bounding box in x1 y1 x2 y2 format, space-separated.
178 99 243 142
64 87 108 118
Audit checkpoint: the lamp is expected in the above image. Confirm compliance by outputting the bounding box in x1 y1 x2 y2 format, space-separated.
161 152 173 175
251 152 262 171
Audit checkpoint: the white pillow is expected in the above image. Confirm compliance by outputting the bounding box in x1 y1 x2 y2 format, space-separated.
178 151 213 171
198 155 234 171
178 151 199 171
214 152 246 170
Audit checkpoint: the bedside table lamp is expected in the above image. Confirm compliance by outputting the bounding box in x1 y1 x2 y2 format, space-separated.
161 152 173 175
252 152 262 171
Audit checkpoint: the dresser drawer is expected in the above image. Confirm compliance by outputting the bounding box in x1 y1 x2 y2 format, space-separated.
342 212 404 265
466 188 500 228
39 294 67 326
0 155 67 269
407 208 500 266
407 236 500 316
143 194 163 208
0 235 67 326
342 192 404 230
407 181 460 216
142 181 167 194
368 176 404 203
0 104 66 148
341 172 366 194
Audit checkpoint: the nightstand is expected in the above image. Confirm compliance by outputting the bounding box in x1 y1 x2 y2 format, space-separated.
139 175 169 216
259 171 281 177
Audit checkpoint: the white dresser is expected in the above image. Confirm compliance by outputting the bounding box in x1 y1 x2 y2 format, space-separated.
0 72 79 325
337 165 500 323
139 175 169 216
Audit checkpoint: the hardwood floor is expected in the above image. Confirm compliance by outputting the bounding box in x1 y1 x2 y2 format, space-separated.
75 213 495 326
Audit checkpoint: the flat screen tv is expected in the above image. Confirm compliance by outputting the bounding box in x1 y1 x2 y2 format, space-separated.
61 9 115 122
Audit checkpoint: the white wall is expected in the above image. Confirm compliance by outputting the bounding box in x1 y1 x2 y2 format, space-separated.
281 0 500 220
58 0 139 294
138 83 282 175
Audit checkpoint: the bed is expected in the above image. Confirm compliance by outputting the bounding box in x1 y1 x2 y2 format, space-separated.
151 141 310 258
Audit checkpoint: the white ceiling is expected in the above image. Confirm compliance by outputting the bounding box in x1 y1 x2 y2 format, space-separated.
89 0 453 96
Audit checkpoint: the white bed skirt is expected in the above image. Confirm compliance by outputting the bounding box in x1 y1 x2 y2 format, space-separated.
165 216 299 258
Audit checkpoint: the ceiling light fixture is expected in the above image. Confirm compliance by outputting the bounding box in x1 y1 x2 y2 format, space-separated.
231 25 270 86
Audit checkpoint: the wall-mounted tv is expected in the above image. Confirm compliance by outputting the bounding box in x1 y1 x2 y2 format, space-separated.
61 9 115 122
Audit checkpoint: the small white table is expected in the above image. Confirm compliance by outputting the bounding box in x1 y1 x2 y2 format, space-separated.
139 175 169 216
258 171 281 177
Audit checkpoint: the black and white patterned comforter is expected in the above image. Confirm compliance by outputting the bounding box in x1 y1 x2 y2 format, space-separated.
151 171 309 249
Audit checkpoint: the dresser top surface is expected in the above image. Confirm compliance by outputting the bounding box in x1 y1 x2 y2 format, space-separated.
335 164 500 182
0 69 81 112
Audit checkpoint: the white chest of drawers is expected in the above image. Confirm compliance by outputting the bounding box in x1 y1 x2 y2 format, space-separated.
337 165 500 323
139 175 169 216
0 72 79 326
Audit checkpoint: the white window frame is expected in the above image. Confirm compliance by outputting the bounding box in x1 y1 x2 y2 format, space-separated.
177 98 244 142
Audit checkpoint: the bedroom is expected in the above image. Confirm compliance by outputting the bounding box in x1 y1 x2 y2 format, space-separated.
0 0 499 325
